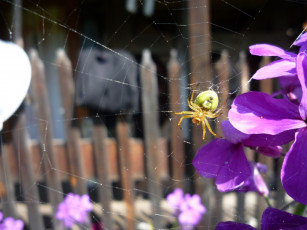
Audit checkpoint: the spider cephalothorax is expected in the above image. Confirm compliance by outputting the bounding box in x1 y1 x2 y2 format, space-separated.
175 90 223 140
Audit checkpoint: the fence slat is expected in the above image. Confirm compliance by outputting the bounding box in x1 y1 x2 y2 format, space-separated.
188 2 213 229
56 49 87 195
0 143 17 218
116 116 135 229
12 114 44 230
30 50 64 230
213 50 231 225
168 49 185 188
188 0 212 153
140 49 163 229
93 124 115 229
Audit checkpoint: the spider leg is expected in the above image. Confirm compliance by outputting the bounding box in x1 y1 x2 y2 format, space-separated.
204 118 221 138
177 115 195 127
201 120 207 140
189 100 202 111
187 96 200 112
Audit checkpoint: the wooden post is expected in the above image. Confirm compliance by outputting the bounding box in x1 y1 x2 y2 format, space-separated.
188 2 213 228
93 123 115 229
116 116 135 229
167 49 185 188
212 50 230 225
0 142 17 218
188 0 213 151
215 50 230 132
140 49 162 229
30 50 64 230
12 114 45 230
56 49 87 195
239 51 250 94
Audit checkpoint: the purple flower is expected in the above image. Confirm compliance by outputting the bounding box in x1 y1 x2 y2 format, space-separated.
249 44 297 80
56 193 93 228
216 221 256 230
179 194 206 229
216 207 307 230
0 213 24 230
179 209 203 230
193 121 293 192
261 207 307 230
294 32 307 51
166 188 184 214
180 194 206 215
0 218 24 230
249 34 307 81
228 51 307 204
236 162 269 196
166 189 206 229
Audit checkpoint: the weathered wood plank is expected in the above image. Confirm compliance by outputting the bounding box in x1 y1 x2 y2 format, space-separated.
12 114 45 230
30 49 64 230
188 0 213 152
0 142 17 218
188 2 213 229
93 123 115 229
115 116 135 230
56 49 87 195
168 49 185 188
140 49 163 229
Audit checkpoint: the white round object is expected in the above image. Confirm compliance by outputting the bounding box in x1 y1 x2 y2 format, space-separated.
0 40 31 130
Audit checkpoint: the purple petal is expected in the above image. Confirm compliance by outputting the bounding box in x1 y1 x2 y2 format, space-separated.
252 145 282 158
193 139 234 178
229 92 306 135
166 188 184 211
249 164 269 196
242 129 296 147
261 207 307 230
216 221 256 230
279 75 301 90
297 52 307 120
278 76 302 103
185 194 206 214
299 44 307 53
221 120 250 144
281 128 307 204
252 59 296 80
249 44 296 60
293 33 307 47
179 209 202 226
216 144 252 192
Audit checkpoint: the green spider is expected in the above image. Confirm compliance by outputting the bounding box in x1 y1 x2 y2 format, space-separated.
175 90 223 140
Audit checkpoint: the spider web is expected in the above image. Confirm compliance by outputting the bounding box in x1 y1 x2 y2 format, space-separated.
0 0 305 229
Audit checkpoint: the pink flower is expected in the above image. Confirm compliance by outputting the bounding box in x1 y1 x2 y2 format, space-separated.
56 193 93 228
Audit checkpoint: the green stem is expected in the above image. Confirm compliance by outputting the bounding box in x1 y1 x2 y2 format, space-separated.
294 203 307 216
263 195 272 207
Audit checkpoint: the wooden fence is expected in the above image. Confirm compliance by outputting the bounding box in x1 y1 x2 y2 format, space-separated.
0 46 286 230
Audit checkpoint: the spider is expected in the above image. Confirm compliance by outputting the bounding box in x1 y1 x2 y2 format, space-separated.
175 90 223 140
